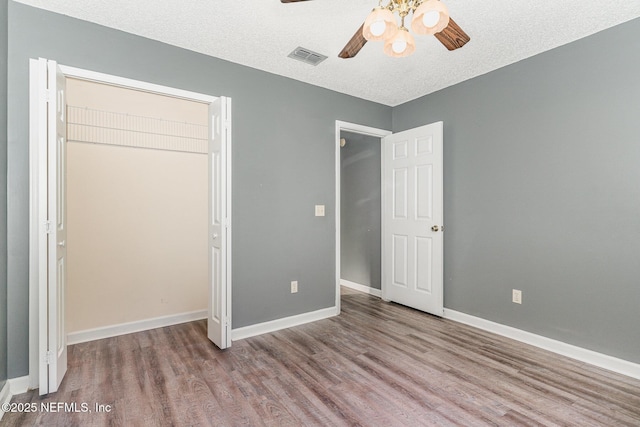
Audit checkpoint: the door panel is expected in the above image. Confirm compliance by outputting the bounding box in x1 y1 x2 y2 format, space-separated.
392 234 408 287
393 168 408 219
415 237 433 293
393 139 408 159
383 122 443 316
207 97 231 349
44 60 68 394
416 165 433 220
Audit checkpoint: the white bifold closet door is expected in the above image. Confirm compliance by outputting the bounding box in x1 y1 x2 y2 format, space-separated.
46 60 69 394
207 97 232 349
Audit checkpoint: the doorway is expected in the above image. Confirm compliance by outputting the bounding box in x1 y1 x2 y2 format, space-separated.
29 59 232 394
334 120 445 317
334 121 390 312
339 130 383 297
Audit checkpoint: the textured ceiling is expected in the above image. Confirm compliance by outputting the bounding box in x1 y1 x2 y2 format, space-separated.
14 0 640 106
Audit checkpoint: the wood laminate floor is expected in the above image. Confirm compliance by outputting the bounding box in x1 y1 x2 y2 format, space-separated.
4 287 640 426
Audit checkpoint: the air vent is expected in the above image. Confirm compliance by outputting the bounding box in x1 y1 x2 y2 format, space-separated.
288 47 328 66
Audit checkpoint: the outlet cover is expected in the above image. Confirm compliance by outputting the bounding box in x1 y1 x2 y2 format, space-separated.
315 205 325 217
291 281 298 293
512 289 522 304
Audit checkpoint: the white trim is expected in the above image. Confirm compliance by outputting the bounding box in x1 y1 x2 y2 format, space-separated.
28 58 48 390
340 279 382 298
232 307 338 341
0 381 11 421
335 121 391 315
444 309 640 380
67 310 208 345
0 376 31 420
335 120 392 138
9 376 30 395
225 97 233 348
59 65 217 103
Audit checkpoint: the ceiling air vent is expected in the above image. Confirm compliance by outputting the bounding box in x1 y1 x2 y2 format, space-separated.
288 47 328 66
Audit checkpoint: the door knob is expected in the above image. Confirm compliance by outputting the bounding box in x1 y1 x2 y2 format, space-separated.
431 225 439 232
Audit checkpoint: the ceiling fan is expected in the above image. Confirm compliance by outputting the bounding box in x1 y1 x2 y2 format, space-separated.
280 0 470 58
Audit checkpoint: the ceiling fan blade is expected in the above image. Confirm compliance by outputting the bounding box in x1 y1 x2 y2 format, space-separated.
338 23 367 59
434 18 470 51
280 0 310 3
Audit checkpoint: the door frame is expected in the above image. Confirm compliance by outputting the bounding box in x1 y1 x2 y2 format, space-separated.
334 121 391 313
28 59 233 390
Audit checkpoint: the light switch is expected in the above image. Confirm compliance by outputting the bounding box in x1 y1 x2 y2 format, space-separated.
315 205 325 217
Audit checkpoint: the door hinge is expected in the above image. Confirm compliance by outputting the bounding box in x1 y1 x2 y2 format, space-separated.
43 89 52 103
44 220 52 234
44 350 54 365
225 317 231 327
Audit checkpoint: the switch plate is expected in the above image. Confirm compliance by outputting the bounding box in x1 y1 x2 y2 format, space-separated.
291 281 298 293
315 205 325 217
512 289 522 304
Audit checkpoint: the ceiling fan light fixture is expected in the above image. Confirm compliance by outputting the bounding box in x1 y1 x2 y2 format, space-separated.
383 27 415 58
363 7 398 41
337 0 469 59
411 0 450 35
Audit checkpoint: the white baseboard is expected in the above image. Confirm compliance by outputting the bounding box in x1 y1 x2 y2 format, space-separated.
232 306 338 341
9 376 30 395
0 375 30 421
0 381 11 421
443 309 640 380
340 279 382 298
67 310 207 345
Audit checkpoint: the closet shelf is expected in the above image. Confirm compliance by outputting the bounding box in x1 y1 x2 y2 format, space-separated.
66 105 208 154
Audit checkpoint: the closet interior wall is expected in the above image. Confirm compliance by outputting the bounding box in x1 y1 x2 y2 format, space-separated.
65 78 209 335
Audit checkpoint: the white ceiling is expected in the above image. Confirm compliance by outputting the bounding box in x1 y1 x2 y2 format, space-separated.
15 0 640 106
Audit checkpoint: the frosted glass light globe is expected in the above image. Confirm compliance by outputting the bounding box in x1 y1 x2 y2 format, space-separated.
411 0 450 35
363 7 398 41
392 40 407 54
370 20 386 37
383 28 415 57
422 10 440 28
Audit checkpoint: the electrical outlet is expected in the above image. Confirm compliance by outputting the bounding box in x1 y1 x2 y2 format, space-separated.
291 281 298 293
315 205 325 217
512 289 522 304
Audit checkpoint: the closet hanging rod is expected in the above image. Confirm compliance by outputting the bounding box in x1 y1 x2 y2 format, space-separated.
66 138 208 155
66 123 208 142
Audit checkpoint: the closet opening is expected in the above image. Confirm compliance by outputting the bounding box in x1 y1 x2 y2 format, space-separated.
29 60 232 394
65 78 209 343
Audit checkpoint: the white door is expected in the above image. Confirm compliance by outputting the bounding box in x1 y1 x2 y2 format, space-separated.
39 60 68 395
382 122 444 316
207 97 232 349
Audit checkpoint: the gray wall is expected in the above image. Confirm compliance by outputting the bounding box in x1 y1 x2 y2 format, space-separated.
392 17 640 363
0 0 8 391
6 1 391 378
340 131 381 290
